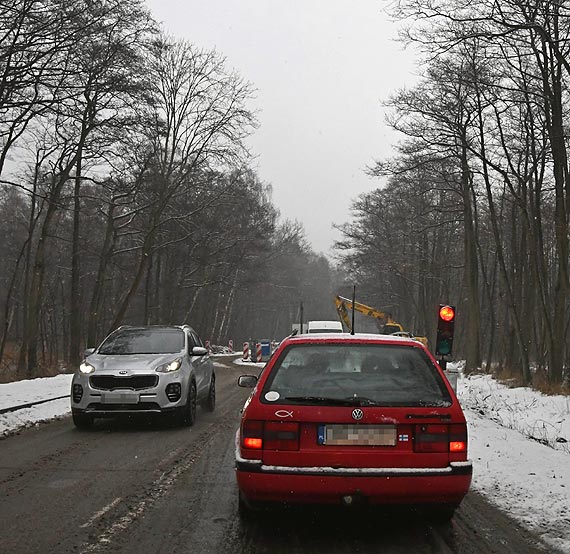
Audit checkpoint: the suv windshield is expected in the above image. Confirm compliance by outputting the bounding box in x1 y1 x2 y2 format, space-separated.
262 343 452 407
98 328 185 355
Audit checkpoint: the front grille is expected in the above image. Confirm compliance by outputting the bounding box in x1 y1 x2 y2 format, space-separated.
86 402 161 412
90 375 158 391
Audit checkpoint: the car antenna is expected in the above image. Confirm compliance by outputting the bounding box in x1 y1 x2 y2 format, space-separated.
351 285 356 335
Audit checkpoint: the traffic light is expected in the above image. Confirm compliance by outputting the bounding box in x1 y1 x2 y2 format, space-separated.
436 305 455 357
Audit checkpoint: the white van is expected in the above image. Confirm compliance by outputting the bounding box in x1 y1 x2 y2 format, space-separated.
307 320 343 333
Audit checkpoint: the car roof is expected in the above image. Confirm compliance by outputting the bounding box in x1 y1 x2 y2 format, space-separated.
115 325 189 331
284 332 422 346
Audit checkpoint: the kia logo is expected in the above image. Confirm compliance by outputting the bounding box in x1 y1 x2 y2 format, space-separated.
119 371 127 375
352 408 364 420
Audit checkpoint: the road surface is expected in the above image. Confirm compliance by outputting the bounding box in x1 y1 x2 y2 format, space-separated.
0 356 560 554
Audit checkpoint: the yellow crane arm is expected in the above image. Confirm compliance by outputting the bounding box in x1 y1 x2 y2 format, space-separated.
334 295 400 333
334 295 428 347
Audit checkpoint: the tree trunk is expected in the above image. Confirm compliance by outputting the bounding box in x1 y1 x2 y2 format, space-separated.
144 252 153 325
108 229 156 332
69 149 83 367
87 202 117 346
546 76 568 385
460 138 481 372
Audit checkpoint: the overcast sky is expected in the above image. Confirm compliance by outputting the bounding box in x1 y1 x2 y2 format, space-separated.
145 0 419 255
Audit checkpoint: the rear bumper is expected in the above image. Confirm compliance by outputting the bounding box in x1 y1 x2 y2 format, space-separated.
235 433 472 505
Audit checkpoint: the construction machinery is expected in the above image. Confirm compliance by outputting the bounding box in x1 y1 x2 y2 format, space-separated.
334 295 428 347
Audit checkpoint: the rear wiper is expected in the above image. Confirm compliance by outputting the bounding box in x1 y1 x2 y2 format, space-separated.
345 395 382 406
284 396 357 406
413 399 452 407
283 396 382 407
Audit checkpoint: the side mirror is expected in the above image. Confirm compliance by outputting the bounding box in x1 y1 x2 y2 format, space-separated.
192 346 208 356
444 368 459 392
238 375 258 388
85 348 95 357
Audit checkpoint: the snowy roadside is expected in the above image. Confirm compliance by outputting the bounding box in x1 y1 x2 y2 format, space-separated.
456 374 570 553
0 360 568 552
0 374 73 436
459 372 569 454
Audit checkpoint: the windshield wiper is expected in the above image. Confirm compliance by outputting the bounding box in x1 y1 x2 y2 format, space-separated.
284 396 357 406
283 395 382 407
345 395 382 406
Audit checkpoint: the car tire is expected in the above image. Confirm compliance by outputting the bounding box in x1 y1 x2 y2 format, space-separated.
201 374 216 412
72 411 93 429
180 381 197 427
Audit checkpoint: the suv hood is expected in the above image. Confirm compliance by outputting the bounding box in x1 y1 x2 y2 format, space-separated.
86 353 182 372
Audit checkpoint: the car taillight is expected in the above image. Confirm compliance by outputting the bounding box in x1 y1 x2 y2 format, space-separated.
414 424 449 452
242 420 264 450
241 420 300 451
264 421 300 451
449 423 467 453
414 423 468 453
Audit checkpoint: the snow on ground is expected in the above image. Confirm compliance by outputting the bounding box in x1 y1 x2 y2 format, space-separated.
0 374 72 435
456 372 570 553
0 359 568 552
459 372 570 454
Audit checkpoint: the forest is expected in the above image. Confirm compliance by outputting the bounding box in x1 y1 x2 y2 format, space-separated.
0 0 337 380
336 0 570 387
2 0 570 391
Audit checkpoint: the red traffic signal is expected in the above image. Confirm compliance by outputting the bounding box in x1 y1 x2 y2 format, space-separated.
439 305 455 322
436 304 455 357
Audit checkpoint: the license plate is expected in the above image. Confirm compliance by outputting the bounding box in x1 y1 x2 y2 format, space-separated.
318 424 397 446
100 392 139 404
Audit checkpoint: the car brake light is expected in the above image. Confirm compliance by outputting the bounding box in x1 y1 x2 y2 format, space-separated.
449 423 468 453
241 420 263 450
414 423 468 453
243 437 263 449
264 422 300 451
241 420 300 451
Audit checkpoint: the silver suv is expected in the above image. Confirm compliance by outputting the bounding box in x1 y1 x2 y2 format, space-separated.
71 325 215 429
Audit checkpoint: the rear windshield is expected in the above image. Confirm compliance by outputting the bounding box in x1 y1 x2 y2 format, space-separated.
98 329 185 355
262 343 452 407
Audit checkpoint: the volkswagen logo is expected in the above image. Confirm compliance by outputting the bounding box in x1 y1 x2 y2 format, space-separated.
352 408 364 420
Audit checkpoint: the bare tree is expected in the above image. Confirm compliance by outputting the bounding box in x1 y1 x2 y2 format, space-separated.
107 37 256 330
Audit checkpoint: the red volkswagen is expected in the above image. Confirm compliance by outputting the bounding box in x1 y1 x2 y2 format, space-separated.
236 333 471 521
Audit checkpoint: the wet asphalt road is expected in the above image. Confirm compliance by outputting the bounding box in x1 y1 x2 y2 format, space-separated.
0 357 560 554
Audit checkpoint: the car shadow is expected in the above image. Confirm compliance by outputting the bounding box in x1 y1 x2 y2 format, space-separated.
239 503 448 542
72 413 187 433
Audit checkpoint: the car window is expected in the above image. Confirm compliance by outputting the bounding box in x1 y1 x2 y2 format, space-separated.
262 343 452 407
186 332 197 352
98 329 185 355
190 331 203 348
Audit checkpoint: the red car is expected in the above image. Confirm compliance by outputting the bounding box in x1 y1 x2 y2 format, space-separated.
236 333 472 521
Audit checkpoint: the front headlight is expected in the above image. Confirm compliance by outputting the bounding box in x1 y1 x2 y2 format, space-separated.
79 361 95 374
156 358 182 373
